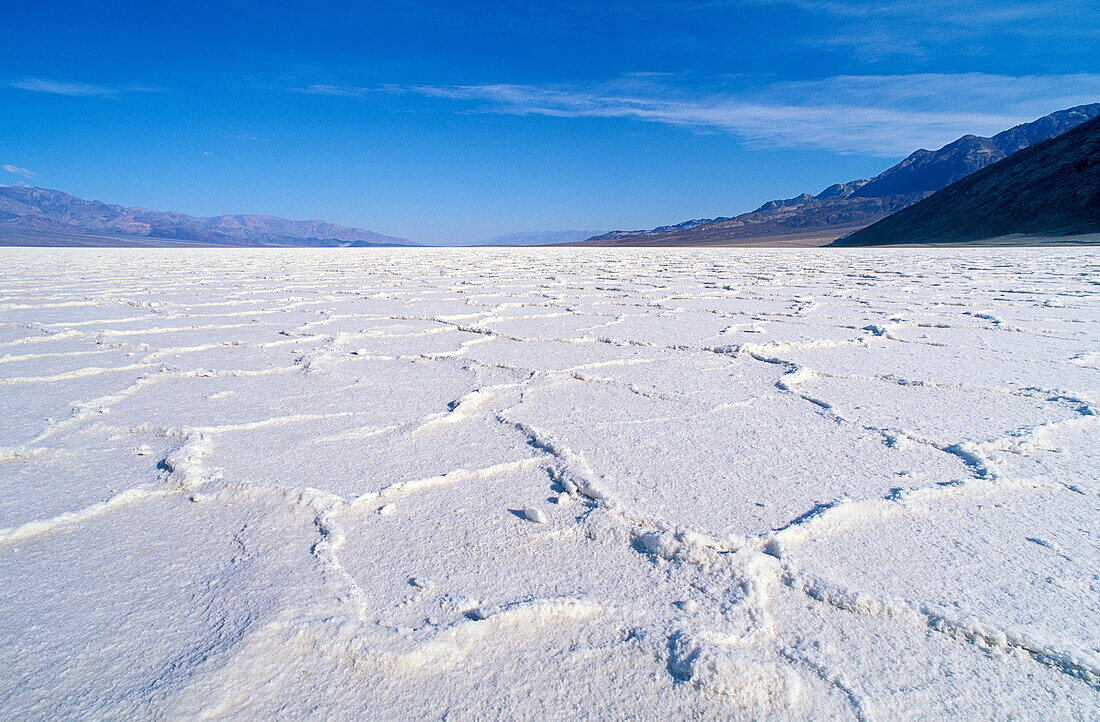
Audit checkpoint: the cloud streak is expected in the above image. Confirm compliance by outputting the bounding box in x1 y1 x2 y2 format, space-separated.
10 78 159 97
734 0 1100 59
2 164 37 180
307 73 1100 156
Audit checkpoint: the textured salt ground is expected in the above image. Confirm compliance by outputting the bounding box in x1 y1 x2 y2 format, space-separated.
0 427 175 528
0 492 326 719
0 247 1097 719
787 486 1100 659
796 374 1083 444
505 376 966 537
2 365 155 445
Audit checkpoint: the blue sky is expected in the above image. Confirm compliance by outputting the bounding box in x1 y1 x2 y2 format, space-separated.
2 1 1099 244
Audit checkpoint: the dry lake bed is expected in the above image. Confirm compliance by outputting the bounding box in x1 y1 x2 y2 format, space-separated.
1 247 1098 719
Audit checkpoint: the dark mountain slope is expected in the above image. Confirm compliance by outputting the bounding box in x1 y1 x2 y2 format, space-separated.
577 104 1100 246
834 115 1100 246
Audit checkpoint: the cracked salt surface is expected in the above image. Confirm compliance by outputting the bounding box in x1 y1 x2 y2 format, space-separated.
0 247 1098 719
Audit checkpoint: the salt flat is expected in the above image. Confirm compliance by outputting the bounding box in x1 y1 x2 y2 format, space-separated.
1 247 1097 719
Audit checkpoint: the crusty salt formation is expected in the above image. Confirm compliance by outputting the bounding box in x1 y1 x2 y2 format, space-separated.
1 246 1097 718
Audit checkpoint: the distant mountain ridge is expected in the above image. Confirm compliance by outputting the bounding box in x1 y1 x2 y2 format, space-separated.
479 230 604 246
578 103 1100 246
0 186 415 247
834 114 1100 246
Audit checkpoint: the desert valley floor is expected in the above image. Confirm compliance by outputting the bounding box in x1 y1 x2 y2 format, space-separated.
1 247 1098 719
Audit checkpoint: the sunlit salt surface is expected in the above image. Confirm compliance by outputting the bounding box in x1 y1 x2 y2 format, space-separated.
1 247 1098 718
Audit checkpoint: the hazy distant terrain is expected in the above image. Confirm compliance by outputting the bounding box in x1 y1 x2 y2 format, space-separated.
579 104 1100 246
0 186 415 247
2 247 1098 718
479 230 603 246
836 115 1100 246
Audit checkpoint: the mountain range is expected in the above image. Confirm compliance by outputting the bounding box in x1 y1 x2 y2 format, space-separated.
576 103 1100 246
0 186 414 247
3 103 1097 249
834 114 1100 246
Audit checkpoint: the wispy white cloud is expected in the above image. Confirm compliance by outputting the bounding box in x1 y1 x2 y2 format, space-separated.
10 78 160 97
2 164 37 180
756 74 1100 118
297 84 369 97
311 73 1100 156
786 0 1093 23
733 0 1100 59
